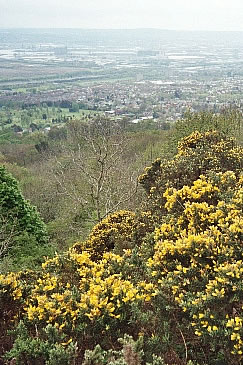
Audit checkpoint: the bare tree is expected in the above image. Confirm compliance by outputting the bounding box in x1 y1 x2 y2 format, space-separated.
51 117 138 223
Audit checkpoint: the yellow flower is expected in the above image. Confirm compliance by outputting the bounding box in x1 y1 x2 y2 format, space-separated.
231 333 240 341
61 338 72 346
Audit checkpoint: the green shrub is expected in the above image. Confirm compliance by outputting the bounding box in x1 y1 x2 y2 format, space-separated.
0 165 50 270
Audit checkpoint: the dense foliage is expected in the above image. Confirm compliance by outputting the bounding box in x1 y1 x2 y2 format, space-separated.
0 128 243 364
0 165 52 270
139 130 243 222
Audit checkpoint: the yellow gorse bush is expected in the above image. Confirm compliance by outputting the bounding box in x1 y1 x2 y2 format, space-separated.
0 248 157 326
0 272 23 300
147 171 243 358
1 130 243 364
73 210 137 258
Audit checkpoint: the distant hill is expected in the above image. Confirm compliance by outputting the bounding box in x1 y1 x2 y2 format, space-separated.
1 28 243 47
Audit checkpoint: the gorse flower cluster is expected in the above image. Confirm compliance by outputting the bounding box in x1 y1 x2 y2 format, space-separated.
73 210 137 258
0 246 158 364
0 130 243 365
139 130 243 222
25 249 156 325
148 171 243 357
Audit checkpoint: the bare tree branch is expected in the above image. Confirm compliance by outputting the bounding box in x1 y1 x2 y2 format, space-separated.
49 117 139 224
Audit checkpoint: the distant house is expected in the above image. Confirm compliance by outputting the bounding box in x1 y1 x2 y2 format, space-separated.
105 110 115 115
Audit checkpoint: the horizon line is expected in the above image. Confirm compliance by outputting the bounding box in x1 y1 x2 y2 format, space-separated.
1 27 243 33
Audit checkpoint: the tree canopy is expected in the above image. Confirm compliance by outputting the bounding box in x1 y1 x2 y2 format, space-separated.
0 165 49 268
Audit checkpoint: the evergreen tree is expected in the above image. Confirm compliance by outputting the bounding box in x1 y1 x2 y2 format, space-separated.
0 165 49 268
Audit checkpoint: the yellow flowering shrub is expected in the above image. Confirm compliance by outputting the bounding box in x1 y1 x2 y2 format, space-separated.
24 249 156 324
0 247 157 362
73 210 137 259
139 131 243 221
1 130 243 364
147 171 243 362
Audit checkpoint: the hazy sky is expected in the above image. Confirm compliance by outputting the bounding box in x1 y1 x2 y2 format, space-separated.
1 0 243 31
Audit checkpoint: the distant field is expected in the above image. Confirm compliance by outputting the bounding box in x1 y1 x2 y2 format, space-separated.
0 106 103 133
0 61 77 80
